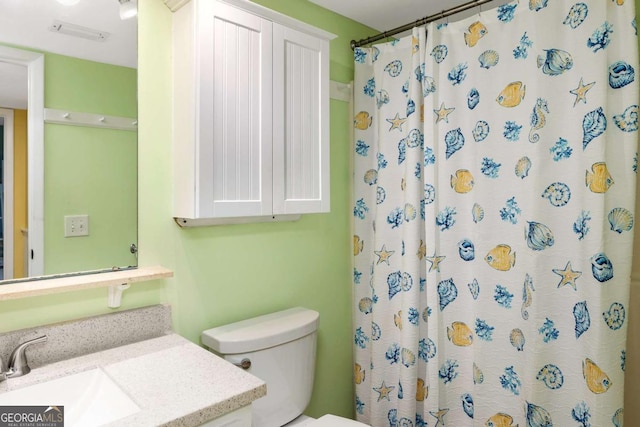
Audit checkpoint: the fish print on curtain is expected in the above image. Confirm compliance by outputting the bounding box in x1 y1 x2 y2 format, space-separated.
353 1 638 426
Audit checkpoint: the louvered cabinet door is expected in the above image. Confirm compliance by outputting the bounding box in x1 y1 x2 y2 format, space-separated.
272 24 330 215
197 0 273 218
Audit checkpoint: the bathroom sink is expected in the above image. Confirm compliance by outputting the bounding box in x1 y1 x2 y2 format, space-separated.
0 368 140 426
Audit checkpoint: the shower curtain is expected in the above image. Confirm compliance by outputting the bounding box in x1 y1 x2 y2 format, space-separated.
352 1 638 426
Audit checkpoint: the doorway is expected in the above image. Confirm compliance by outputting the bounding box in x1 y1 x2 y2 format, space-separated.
0 108 14 279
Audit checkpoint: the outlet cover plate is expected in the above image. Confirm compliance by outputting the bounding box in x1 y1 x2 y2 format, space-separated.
64 215 89 237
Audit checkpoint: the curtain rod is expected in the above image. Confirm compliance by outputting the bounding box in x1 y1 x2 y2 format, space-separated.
350 0 496 50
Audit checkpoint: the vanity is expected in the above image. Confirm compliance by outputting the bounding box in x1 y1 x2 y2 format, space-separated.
0 304 266 426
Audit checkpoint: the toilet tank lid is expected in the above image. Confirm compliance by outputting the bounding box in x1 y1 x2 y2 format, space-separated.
202 307 319 354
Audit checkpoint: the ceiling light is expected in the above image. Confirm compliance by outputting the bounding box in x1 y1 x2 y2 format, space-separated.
119 0 137 20
50 20 110 42
56 0 81 5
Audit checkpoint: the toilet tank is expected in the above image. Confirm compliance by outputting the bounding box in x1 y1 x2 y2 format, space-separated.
202 308 319 427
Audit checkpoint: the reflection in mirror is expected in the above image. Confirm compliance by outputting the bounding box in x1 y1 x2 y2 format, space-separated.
0 0 137 282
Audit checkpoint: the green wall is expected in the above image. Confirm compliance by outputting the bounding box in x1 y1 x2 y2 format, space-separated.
45 53 137 116
44 125 137 273
137 0 372 418
43 53 138 274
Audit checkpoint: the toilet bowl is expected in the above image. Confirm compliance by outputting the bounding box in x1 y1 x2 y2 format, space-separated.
202 307 367 427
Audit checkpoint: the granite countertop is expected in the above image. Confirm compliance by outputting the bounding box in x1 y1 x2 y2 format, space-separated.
0 333 266 427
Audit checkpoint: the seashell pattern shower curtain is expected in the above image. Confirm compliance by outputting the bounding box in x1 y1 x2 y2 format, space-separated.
352 1 638 426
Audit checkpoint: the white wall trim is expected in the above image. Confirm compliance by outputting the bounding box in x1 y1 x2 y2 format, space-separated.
0 108 14 280
330 80 351 102
44 109 138 132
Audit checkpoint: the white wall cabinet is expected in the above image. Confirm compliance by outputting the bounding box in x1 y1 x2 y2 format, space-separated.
173 0 335 223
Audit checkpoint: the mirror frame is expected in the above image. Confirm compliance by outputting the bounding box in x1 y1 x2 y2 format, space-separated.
0 45 44 278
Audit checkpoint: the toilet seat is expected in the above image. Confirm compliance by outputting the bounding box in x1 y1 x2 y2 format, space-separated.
306 414 369 427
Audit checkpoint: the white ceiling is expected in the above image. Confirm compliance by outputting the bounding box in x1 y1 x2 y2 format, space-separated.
0 0 137 68
0 0 136 110
309 0 506 34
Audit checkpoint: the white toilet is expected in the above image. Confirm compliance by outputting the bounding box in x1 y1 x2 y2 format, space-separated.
202 307 367 427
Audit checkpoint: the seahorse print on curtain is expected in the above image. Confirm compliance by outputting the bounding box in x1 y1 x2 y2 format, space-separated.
353 1 638 426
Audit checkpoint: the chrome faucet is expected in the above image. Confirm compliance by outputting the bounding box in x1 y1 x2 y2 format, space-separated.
0 335 48 381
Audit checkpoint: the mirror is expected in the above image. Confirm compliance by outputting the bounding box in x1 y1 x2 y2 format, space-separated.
0 0 137 281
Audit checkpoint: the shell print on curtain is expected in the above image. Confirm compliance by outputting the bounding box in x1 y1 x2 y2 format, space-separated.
353 1 638 426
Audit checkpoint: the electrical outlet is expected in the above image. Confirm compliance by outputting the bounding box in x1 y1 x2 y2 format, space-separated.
64 215 89 237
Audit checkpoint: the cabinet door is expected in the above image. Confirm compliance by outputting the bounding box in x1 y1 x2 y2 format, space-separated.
199 405 251 426
272 24 330 215
197 0 273 218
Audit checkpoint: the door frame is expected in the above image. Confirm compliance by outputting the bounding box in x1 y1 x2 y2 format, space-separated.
0 108 14 279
